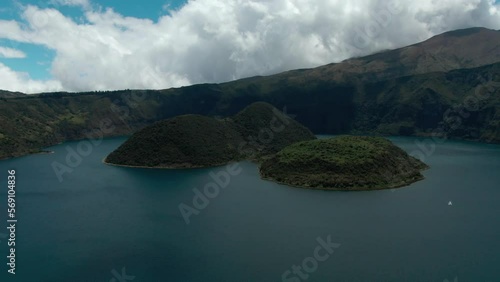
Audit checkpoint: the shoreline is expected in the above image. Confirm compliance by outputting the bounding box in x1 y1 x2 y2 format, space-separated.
0 150 55 161
37 150 55 155
102 158 238 170
103 156 429 192
260 173 427 192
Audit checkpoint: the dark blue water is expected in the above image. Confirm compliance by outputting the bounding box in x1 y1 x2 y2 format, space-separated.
0 137 499 282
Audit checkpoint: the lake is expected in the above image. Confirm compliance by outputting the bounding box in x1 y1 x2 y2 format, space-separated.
0 136 499 282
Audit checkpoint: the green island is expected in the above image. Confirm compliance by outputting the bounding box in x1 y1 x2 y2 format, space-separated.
104 102 316 168
259 136 428 191
106 102 428 190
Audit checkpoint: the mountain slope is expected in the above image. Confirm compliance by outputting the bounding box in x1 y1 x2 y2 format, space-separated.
0 90 26 99
1 27 500 160
297 27 500 83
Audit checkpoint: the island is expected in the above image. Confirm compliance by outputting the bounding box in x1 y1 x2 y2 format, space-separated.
106 102 429 191
104 102 317 168
259 136 428 190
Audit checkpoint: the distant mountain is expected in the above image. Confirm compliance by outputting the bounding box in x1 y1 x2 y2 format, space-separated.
1 27 499 160
0 90 26 99
104 102 316 168
290 27 500 83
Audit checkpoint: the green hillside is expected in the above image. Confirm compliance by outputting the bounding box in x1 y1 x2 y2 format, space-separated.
260 136 428 190
105 115 245 168
105 102 316 168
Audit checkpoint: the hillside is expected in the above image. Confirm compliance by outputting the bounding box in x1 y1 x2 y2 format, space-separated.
1 27 500 160
105 115 244 168
260 136 428 190
105 102 316 168
0 90 25 99
297 27 500 84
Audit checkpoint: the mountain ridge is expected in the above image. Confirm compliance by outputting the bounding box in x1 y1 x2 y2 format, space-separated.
1 27 499 160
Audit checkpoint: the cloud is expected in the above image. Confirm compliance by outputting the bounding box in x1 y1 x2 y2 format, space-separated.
49 0 90 9
0 0 499 93
0 47 26 58
0 63 62 93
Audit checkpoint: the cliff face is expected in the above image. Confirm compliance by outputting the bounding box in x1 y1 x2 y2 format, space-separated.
104 102 316 168
260 136 428 191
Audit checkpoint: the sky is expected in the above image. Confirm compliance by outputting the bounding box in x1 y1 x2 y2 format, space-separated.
0 0 499 94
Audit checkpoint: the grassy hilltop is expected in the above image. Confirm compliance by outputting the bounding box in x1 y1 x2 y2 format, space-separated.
260 136 428 190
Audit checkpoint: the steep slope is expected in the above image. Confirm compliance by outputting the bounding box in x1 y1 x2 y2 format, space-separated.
105 115 245 168
218 61 500 141
232 102 318 157
105 102 316 168
0 90 25 99
299 27 500 83
0 91 165 159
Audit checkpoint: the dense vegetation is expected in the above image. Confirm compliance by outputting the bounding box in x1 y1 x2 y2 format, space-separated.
232 102 318 157
1 28 500 160
105 115 244 168
260 136 428 190
105 102 316 168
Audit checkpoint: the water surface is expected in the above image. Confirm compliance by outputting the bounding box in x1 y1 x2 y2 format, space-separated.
0 137 499 282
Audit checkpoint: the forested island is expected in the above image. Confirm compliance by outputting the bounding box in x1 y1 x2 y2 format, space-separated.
105 102 316 168
260 136 428 190
106 103 428 190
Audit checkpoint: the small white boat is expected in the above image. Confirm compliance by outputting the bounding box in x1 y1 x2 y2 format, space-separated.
448 201 453 206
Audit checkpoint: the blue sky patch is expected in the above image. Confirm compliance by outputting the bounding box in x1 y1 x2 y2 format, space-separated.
0 0 187 82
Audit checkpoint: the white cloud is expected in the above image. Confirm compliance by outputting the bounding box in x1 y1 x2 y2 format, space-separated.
49 0 90 9
0 47 26 58
0 0 499 93
0 63 62 93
